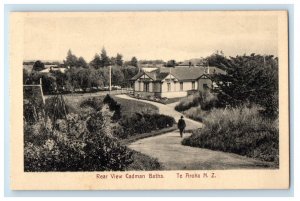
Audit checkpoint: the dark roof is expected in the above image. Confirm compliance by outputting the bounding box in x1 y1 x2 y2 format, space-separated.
130 66 225 82
155 72 170 80
160 67 204 80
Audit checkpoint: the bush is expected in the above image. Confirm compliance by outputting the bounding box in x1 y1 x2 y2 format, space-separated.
24 110 134 171
175 91 218 112
103 94 121 120
127 150 162 171
25 131 133 171
175 95 199 112
23 86 45 124
81 131 133 171
183 107 205 122
86 111 105 133
80 97 103 111
118 113 175 139
182 105 279 164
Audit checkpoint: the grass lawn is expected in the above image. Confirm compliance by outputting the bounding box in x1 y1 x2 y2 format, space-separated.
112 95 158 116
45 93 159 116
45 93 103 115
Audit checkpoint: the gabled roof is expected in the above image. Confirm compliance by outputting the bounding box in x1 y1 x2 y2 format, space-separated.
130 66 225 82
156 72 170 80
159 67 204 80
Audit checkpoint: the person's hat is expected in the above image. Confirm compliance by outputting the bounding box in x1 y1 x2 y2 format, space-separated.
181 116 184 118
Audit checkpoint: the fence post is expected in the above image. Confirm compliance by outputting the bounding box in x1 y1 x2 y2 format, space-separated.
39 79 45 104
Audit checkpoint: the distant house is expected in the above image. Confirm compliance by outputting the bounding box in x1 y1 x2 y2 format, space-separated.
130 66 225 98
40 66 67 74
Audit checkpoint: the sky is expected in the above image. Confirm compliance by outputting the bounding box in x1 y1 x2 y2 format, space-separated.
23 12 279 62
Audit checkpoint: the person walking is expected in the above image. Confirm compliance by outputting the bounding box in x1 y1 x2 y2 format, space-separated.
178 116 186 138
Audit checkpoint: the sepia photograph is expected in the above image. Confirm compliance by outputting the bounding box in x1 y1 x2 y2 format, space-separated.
9 11 289 190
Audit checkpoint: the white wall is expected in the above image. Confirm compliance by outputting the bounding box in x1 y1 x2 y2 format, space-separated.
149 82 153 92
134 81 144 91
161 81 197 92
181 81 197 91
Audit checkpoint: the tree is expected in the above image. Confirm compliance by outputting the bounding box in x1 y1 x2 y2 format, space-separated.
115 53 123 66
110 57 116 66
41 74 57 94
64 49 78 68
65 67 91 91
100 48 111 67
51 71 67 91
165 60 176 67
32 60 45 71
89 68 105 88
121 66 139 87
111 67 125 86
130 56 138 67
214 54 278 117
90 54 102 69
23 68 30 84
77 57 88 68
77 68 91 91
205 51 229 70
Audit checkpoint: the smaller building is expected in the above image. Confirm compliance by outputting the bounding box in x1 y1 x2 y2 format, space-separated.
130 66 225 98
40 66 68 74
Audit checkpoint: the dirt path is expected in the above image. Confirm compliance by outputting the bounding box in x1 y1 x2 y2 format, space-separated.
116 95 274 170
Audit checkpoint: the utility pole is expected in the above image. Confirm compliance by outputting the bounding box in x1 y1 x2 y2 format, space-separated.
109 65 112 93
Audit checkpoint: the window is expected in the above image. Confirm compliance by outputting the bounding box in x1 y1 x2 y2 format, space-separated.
180 82 183 91
167 83 171 92
192 81 195 90
138 81 141 91
144 82 149 92
203 83 209 90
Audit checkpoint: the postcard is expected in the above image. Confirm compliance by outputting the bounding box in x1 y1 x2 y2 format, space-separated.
9 11 289 190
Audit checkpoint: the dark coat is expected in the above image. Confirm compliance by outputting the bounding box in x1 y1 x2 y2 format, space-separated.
178 119 186 130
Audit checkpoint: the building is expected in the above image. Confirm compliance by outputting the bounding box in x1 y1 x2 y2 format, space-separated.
40 66 67 74
130 66 225 98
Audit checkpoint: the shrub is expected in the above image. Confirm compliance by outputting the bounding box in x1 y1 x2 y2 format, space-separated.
175 95 199 112
80 97 103 111
183 107 205 122
25 131 134 172
86 111 105 133
175 91 217 112
103 94 121 120
23 86 45 124
24 110 134 171
81 131 133 171
182 105 279 164
118 113 175 139
127 150 162 171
